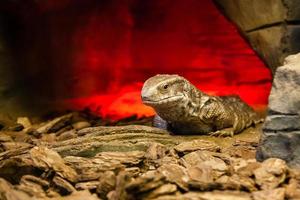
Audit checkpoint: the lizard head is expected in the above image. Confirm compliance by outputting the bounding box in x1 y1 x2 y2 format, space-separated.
141 74 189 109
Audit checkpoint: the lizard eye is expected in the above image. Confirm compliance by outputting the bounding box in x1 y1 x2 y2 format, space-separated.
163 84 169 89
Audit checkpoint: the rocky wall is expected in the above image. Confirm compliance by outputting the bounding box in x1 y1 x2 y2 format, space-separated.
214 0 300 74
257 53 300 167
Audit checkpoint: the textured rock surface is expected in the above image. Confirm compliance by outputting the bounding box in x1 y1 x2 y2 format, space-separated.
257 53 300 167
214 0 300 73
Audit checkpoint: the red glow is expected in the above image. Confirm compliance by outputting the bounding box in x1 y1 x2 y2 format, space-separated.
65 0 271 120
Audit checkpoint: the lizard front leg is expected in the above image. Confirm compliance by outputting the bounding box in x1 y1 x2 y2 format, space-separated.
200 98 235 137
153 114 168 130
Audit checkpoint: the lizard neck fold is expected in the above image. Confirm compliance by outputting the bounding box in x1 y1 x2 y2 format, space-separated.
184 83 211 119
155 81 210 122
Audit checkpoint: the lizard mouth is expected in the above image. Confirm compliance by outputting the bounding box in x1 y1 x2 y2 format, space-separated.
142 95 184 105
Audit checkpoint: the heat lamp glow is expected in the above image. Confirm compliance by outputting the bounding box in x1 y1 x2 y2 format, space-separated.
68 80 271 120
65 0 272 120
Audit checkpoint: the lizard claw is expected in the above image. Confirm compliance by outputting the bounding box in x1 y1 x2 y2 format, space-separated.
209 129 234 137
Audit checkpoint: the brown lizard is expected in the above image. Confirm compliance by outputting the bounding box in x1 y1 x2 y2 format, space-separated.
141 74 262 136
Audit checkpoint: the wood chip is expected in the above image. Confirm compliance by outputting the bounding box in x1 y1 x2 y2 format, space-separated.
96 151 145 166
0 178 32 200
72 121 91 130
174 140 220 153
36 113 73 134
30 146 78 182
146 183 177 199
0 112 295 200
254 158 287 190
158 164 189 191
52 190 99 200
126 171 165 193
40 133 56 143
64 156 121 181
57 129 77 141
0 134 13 142
53 175 76 194
75 181 100 190
252 188 285 200
96 171 116 199
1 142 32 151
182 151 228 174
17 117 32 129
145 142 167 160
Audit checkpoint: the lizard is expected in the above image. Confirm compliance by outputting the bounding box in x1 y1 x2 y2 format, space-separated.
141 74 262 136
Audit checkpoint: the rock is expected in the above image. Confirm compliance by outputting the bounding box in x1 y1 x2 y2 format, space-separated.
267 53 300 114
257 53 300 167
214 0 285 31
263 115 300 131
214 0 300 73
174 140 220 154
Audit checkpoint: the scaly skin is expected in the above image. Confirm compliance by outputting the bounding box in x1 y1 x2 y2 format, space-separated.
141 74 262 136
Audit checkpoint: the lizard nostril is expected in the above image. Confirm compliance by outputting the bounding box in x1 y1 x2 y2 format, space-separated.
141 88 150 101
141 94 151 102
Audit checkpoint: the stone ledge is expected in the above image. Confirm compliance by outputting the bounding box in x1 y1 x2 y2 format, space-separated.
263 115 300 131
257 53 300 168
